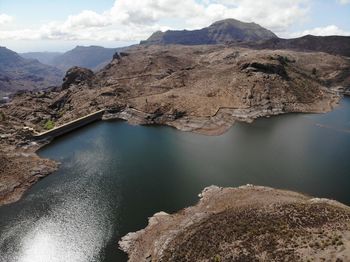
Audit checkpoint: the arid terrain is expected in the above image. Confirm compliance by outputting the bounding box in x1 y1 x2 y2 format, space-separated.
1 43 350 205
1 0 350 259
120 185 350 262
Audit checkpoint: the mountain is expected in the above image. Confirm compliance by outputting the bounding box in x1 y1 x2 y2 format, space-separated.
4 44 349 135
141 19 350 59
20 52 63 65
49 46 125 71
241 35 350 57
141 18 277 45
0 47 63 94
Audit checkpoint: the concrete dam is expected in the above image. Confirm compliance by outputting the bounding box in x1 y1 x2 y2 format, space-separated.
33 110 105 140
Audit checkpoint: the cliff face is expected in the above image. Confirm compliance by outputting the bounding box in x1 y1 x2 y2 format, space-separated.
141 19 277 45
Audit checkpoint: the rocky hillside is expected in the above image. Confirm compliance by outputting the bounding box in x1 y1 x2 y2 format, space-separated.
50 45 126 71
243 35 350 58
141 19 277 45
0 47 63 94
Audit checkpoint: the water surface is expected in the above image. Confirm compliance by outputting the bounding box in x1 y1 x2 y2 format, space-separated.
1 97 350 262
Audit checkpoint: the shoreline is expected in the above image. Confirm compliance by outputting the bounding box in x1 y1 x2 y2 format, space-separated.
0 94 342 206
119 185 350 261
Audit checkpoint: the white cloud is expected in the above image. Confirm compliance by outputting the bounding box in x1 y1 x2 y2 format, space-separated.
286 25 350 38
64 10 111 29
0 0 312 41
338 0 350 4
0 13 13 25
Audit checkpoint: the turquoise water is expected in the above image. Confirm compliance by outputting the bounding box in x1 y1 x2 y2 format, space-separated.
1 97 350 262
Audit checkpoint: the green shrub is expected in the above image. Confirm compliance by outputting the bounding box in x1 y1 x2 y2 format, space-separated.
213 255 221 262
44 119 55 130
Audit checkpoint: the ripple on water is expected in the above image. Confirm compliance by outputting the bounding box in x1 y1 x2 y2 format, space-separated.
0 135 121 262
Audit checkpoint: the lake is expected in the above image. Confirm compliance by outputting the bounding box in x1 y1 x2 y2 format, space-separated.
1 97 350 262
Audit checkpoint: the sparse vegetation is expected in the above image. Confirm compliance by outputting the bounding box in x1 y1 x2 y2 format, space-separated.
58 109 66 118
43 119 55 130
213 254 221 262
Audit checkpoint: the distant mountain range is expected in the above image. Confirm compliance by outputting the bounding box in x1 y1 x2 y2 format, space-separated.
2 18 350 96
241 35 350 58
0 47 63 95
20 52 62 65
141 19 277 45
21 46 126 71
141 19 350 58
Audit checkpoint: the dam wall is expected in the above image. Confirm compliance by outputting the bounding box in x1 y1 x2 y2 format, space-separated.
33 110 105 140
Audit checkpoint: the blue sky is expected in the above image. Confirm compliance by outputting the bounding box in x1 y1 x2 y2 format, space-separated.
0 0 115 26
0 0 349 52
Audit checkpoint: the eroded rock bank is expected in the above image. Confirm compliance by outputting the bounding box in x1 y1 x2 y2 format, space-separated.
119 185 350 262
0 146 57 206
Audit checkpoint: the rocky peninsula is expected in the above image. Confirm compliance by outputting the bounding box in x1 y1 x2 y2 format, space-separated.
120 185 350 261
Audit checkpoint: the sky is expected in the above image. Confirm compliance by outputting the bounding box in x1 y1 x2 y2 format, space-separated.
0 0 349 53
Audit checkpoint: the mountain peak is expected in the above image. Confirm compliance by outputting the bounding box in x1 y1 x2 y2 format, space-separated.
141 18 277 46
210 18 249 26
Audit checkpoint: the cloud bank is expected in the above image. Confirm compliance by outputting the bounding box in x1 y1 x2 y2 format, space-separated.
338 0 350 4
0 0 348 42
